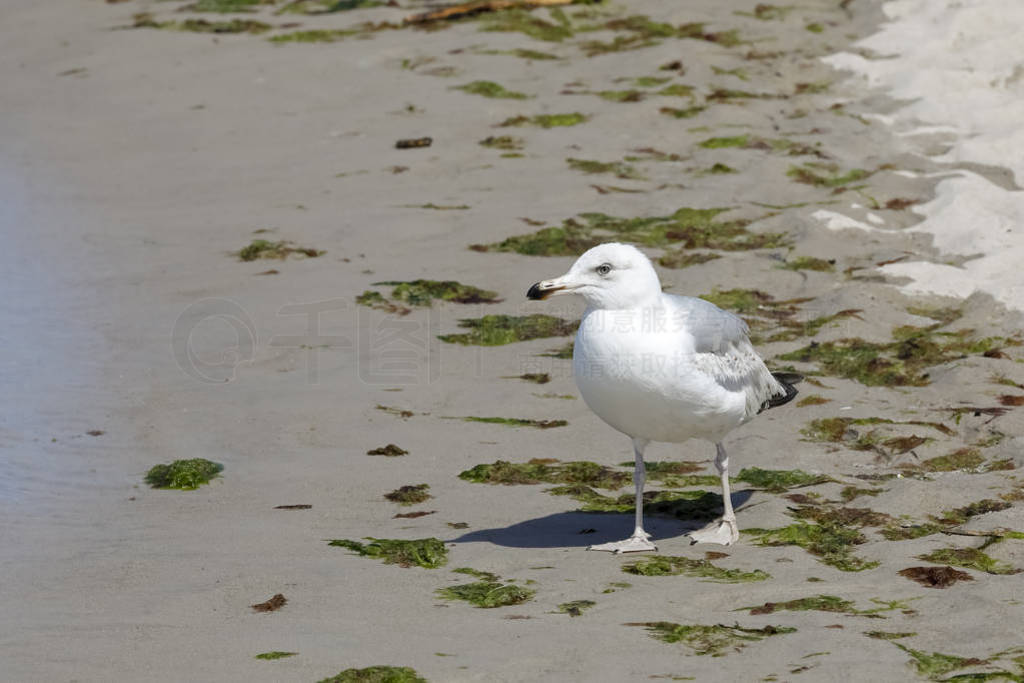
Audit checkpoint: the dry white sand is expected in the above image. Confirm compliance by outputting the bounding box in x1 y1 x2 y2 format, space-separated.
2 1 1024 681
825 0 1024 310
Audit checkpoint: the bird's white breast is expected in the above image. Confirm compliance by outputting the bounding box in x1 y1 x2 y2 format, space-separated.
572 306 749 443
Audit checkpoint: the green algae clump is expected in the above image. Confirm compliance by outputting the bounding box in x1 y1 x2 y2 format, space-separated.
132 13 272 33
471 207 784 257
550 487 722 520
699 135 749 149
269 28 361 42
787 164 871 188
437 576 535 608
557 599 596 616
934 499 1012 525
542 341 574 358
659 105 707 119
743 595 912 619
470 224 590 256
438 314 577 345
327 537 448 569
317 666 427 683
458 459 628 489
182 0 272 11
279 0 384 12
479 135 524 150
697 288 861 343
367 444 408 456
373 280 501 306
578 15 745 56
508 372 550 384
597 89 647 103
658 83 695 97
144 458 222 490
734 467 834 493
627 622 795 656
739 4 795 20
657 250 721 269
704 163 737 175
781 324 1018 386
356 279 499 315
535 112 588 127
622 555 769 583
255 651 298 660
384 484 431 505
909 448 984 473
356 290 410 315
789 504 896 530
744 522 878 572
880 523 944 542
178 19 271 33
237 239 324 261
840 486 884 502
780 337 926 386
865 631 917 640
782 256 835 272
451 567 499 581
801 416 952 453
499 112 589 128
567 158 645 180
739 594 854 616
454 80 531 99
700 288 790 315
479 8 575 42
918 547 1020 575
459 459 556 485
890 643 995 679
504 48 561 60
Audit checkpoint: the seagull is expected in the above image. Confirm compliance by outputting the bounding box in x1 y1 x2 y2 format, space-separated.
527 242 800 553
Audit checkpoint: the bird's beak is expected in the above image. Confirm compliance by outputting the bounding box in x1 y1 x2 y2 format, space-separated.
527 276 572 301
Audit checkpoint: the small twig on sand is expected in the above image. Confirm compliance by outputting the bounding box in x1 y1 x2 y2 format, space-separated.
940 527 1020 539
404 0 572 25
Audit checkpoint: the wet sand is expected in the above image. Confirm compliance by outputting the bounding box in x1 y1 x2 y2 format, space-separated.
2 0 1024 681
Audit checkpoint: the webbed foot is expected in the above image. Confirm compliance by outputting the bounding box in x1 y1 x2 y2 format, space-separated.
685 518 739 546
588 530 658 554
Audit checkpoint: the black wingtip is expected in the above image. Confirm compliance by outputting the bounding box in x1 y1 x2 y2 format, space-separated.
772 372 804 387
527 282 545 300
759 372 802 413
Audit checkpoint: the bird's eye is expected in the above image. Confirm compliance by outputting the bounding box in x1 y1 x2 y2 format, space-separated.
596 263 612 276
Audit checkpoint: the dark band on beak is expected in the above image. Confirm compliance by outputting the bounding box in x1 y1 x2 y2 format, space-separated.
527 281 564 300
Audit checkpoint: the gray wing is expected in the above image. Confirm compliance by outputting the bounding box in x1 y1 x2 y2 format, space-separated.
668 295 787 420
667 295 750 353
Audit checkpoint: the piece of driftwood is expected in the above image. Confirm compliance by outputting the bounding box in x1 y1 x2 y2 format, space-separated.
404 0 573 25
941 527 1021 539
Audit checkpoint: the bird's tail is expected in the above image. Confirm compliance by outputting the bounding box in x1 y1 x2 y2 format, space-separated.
760 372 802 412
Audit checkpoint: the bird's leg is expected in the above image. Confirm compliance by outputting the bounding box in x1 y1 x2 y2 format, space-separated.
588 438 658 554
685 442 740 546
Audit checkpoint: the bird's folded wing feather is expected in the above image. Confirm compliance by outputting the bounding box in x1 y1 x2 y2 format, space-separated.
670 295 783 418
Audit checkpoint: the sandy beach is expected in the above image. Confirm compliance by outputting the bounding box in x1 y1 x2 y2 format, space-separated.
3 0 1024 681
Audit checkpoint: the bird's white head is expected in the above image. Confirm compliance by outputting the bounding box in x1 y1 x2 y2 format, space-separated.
526 242 663 310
